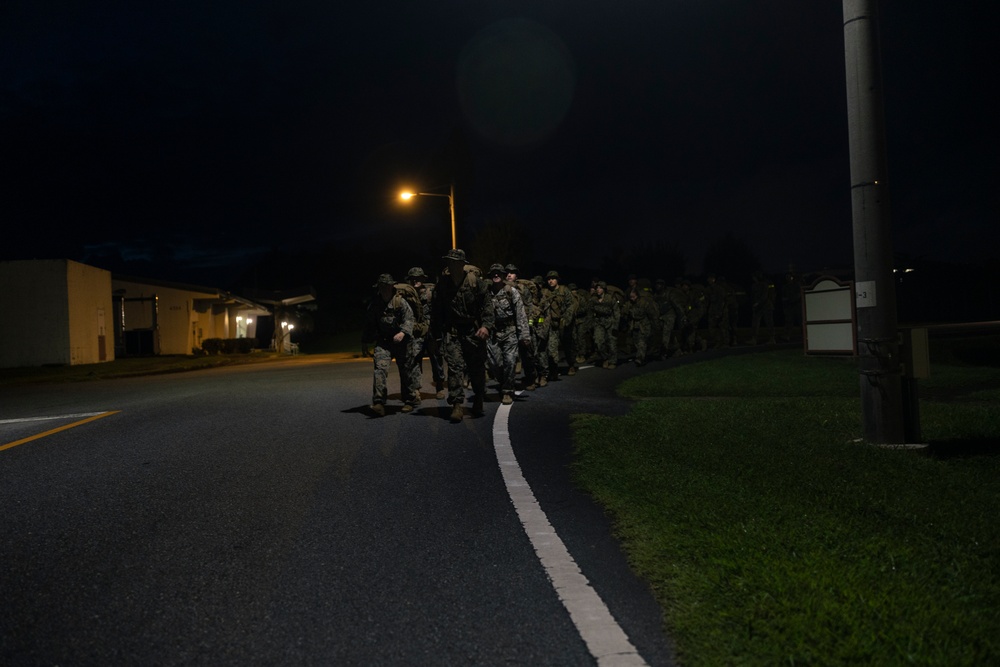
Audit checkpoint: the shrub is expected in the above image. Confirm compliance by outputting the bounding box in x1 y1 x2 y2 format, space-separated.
201 338 255 354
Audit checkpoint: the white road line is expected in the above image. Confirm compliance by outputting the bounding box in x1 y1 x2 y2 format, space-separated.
0 412 109 425
493 404 648 667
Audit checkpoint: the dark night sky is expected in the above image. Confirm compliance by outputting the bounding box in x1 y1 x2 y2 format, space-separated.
2 1 996 287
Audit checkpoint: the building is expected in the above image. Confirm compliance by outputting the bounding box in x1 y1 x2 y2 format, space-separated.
0 260 275 369
112 275 270 357
0 259 114 368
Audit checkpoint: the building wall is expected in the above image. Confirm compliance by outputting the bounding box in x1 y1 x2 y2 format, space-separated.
0 259 112 368
113 279 244 356
114 279 201 356
67 260 114 365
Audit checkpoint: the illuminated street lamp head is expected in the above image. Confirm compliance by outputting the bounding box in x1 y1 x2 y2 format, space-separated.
397 184 458 249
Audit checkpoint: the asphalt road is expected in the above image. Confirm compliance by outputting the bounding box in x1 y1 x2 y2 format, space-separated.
0 354 683 666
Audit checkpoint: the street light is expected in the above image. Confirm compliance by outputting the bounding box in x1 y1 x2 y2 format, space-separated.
400 183 457 249
842 0 904 444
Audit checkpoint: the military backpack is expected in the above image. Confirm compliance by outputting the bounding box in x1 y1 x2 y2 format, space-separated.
392 283 429 338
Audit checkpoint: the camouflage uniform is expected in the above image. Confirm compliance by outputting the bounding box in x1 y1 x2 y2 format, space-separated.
680 279 708 352
362 274 416 411
623 289 659 365
531 276 551 384
590 282 621 368
573 285 594 364
486 264 531 403
651 279 686 358
537 271 576 382
507 264 539 390
432 249 495 419
407 267 445 398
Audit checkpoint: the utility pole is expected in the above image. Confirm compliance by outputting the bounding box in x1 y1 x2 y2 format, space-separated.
842 0 905 443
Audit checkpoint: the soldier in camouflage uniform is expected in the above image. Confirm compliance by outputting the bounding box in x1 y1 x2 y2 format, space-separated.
506 263 539 391
573 283 594 364
623 286 659 366
652 278 686 358
486 264 531 405
407 267 445 399
432 248 495 422
590 281 621 369
361 273 417 416
537 270 576 384
530 275 549 387
680 278 708 353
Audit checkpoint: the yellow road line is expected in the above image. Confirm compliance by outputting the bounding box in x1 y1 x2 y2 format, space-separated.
0 411 120 452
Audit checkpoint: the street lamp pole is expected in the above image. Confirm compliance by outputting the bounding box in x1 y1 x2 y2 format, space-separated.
400 183 457 249
842 0 905 444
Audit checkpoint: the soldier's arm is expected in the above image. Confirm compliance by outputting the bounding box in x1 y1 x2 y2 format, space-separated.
512 289 530 342
397 300 414 338
478 279 495 331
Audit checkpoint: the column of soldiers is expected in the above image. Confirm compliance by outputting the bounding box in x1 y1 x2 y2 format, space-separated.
362 249 801 420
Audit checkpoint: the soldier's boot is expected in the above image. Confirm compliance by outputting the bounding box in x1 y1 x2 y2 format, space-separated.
435 380 446 399
524 381 537 391
567 366 577 376
449 404 464 422
371 404 385 417
501 393 513 406
401 403 414 413
539 375 548 387
472 395 485 416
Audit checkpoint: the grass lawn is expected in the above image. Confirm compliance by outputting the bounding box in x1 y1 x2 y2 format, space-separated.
572 343 1000 666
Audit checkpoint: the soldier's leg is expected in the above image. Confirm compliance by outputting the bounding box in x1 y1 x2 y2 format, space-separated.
546 329 561 378
443 331 467 405
593 324 606 365
534 330 548 385
372 344 391 406
393 346 410 406
562 326 577 374
462 332 488 414
500 332 518 400
486 337 503 390
635 323 649 365
519 336 538 389
403 339 422 406
661 313 677 355
605 324 618 368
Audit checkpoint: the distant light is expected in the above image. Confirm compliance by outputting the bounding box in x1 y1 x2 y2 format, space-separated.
246 318 253 324
281 321 288 328
288 324 295 330
400 191 415 200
